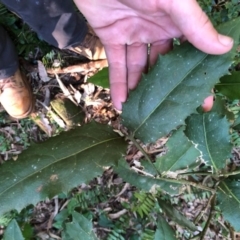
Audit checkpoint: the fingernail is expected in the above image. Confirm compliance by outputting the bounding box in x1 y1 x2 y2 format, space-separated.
218 34 233 46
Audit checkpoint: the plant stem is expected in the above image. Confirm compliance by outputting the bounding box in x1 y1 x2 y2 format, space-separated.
199 194 216 240
127 134 161 175
194 192 213 224
179 170 240 178
127 134 215 192
219 170 240 177
157 177 215 193
179 171 213 176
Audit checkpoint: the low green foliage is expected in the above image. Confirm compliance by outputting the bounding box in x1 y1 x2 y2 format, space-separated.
0 113 35 154
154 214 177 240
62 211 97 240
132 191 156 218
216 71 240 100
42 50 65 69
0 4 51 58
198 0 240 25
3 219 24 240
88 67 109 89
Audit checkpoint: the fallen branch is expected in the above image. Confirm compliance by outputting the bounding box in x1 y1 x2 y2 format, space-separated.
47 59 108 75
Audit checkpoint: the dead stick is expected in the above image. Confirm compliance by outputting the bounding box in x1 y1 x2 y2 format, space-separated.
47 59 108 74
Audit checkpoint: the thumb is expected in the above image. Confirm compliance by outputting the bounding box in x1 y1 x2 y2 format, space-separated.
169 0 233 54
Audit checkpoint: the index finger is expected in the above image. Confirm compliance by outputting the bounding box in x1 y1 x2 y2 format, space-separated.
104 44 127 110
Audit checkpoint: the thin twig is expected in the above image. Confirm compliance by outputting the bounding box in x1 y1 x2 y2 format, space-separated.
194 193 214 224
132 166 214 192
128 135 215 192
108 209 128 219
97 227 112 233
47 197 59 230
47 59 108 74
180 169 240 178
48 232 61 240
156 177 215 193
178 171 214 176
116 183 130 198
199 194 216 240
219 170 240 177
55 73 78 106
131 166 156 177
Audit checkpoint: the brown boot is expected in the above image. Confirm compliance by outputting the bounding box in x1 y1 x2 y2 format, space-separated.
69 24 106 60
0 69 34 119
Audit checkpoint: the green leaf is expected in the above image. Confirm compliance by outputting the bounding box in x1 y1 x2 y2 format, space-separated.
158 199 198 232
3 219 24 240
155 127 201 174
215 71 240 100
0 122 127 216
21 223 34 240
53 209 69 230
185 112 232 171
133 191 156 218
217 179 240 231
154 214 177 240
88 67 109 88
122 18 240 143
233 114 240 130
62 211 97 240
115 160 182 195
98 214 114 228
209 96 234 121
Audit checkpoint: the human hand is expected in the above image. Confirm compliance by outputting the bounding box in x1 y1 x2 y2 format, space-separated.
74 0 233 110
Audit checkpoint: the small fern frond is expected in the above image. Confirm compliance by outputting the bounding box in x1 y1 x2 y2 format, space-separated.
133 191 156 218
141 228 155 240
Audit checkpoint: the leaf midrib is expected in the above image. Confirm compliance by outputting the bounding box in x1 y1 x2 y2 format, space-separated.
134 53 208 135
219 181 240 205
0 136 121 197
202 114 217 171
133 19 238 136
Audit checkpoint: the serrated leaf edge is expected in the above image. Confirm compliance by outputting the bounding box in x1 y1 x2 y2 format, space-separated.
0 136 121 198
132 53 209 135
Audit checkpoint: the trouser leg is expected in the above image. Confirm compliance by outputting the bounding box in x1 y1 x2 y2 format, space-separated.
0 0 87 49
0 25 18 79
